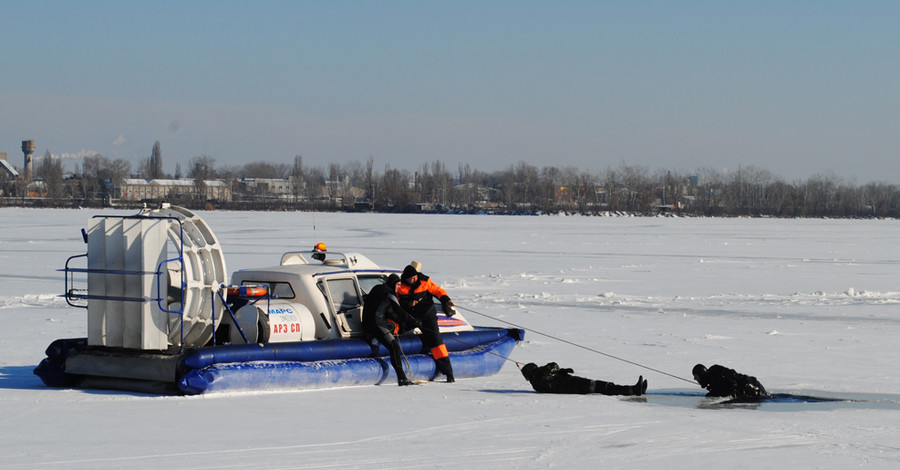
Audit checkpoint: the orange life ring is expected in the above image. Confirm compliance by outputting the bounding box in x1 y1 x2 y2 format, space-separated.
226 286 268 298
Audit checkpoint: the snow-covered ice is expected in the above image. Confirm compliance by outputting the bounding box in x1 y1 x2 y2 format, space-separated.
2 208 899 469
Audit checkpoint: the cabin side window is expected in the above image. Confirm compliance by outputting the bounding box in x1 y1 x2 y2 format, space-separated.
241 280 295 299
323 277 364 335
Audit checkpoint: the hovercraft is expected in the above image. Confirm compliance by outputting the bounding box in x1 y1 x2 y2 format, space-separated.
33 204 523 395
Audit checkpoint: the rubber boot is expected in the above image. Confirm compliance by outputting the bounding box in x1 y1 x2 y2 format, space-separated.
590 379 639 396
434 357 455 383
635 376 648 396
387 340 411 385
621 376 648 396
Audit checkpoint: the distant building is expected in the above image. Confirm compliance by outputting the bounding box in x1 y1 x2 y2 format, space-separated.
0 152 18 180
121 178 232 202
238 178 296 199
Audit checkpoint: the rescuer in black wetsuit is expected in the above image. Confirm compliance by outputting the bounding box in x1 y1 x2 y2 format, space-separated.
692 363 770 400
521 362 647 396
363 274 421 386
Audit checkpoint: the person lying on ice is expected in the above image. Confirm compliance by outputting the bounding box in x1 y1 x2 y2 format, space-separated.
520 362 647 396
692 363 770 400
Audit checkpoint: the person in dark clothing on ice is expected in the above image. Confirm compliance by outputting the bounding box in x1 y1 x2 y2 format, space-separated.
363 274 421 386
521 362 648 396
692 363 770 400
395 263 457 383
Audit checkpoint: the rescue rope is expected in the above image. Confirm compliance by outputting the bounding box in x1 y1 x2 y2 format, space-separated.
456 305 696 385
412 323 521 367
397 340 413 379
441 333 525 366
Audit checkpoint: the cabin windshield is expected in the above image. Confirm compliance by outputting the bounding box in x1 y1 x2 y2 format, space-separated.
357 275 387 295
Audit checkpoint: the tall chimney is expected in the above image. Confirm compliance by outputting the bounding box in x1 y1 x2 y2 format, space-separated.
21 140 35 181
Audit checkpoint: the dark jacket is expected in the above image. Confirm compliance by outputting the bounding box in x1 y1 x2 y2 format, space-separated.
700 364 769 399
521 362 593 394
363 283 418 339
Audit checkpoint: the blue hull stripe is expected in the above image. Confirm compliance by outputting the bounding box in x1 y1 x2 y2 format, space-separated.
178 334 519 394
181 328 521 370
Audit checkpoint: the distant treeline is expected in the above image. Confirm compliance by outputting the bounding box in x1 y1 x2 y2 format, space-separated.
2 150 899 218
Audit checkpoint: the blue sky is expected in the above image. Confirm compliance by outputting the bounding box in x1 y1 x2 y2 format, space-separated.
2 1 898 182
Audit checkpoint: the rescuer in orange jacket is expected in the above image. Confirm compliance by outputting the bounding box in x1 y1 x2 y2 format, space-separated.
395 263 456 382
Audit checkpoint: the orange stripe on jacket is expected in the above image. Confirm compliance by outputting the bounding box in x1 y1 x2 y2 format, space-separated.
431 344 449 359
396 278 448 304
387 319 399 335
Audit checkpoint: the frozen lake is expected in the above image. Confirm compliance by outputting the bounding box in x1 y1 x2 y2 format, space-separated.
2 208 899 468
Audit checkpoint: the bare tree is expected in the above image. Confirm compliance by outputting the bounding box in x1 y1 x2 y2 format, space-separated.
292 155 305 202
138 157 152 179
242 161 289 178
364 156 374 202
615 164 650 212
571 167 597 213
513 162 540 210
216 165 241 179
150 141 163 179
801 172 841 216
188 155 216 180
35 151 64 198
430 160 452 207
304 166 326 205
188 155 216 201
377 167 413 210
81 154 131 201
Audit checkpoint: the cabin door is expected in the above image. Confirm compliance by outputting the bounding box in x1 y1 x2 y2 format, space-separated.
322 277 364 337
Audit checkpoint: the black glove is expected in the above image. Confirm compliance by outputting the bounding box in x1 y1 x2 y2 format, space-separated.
403 318 422 332
440 296 456 317
743 383 762 398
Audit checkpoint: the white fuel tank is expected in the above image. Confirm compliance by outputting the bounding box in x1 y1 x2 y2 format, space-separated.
264 301 317 342
228 301 317 343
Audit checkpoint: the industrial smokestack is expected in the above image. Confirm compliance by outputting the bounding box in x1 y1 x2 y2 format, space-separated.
21 140 35 181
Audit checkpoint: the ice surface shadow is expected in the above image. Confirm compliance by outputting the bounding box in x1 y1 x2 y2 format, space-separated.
480 389 542 395
644 389 900 411
0 365 50 391
0 272 62 283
